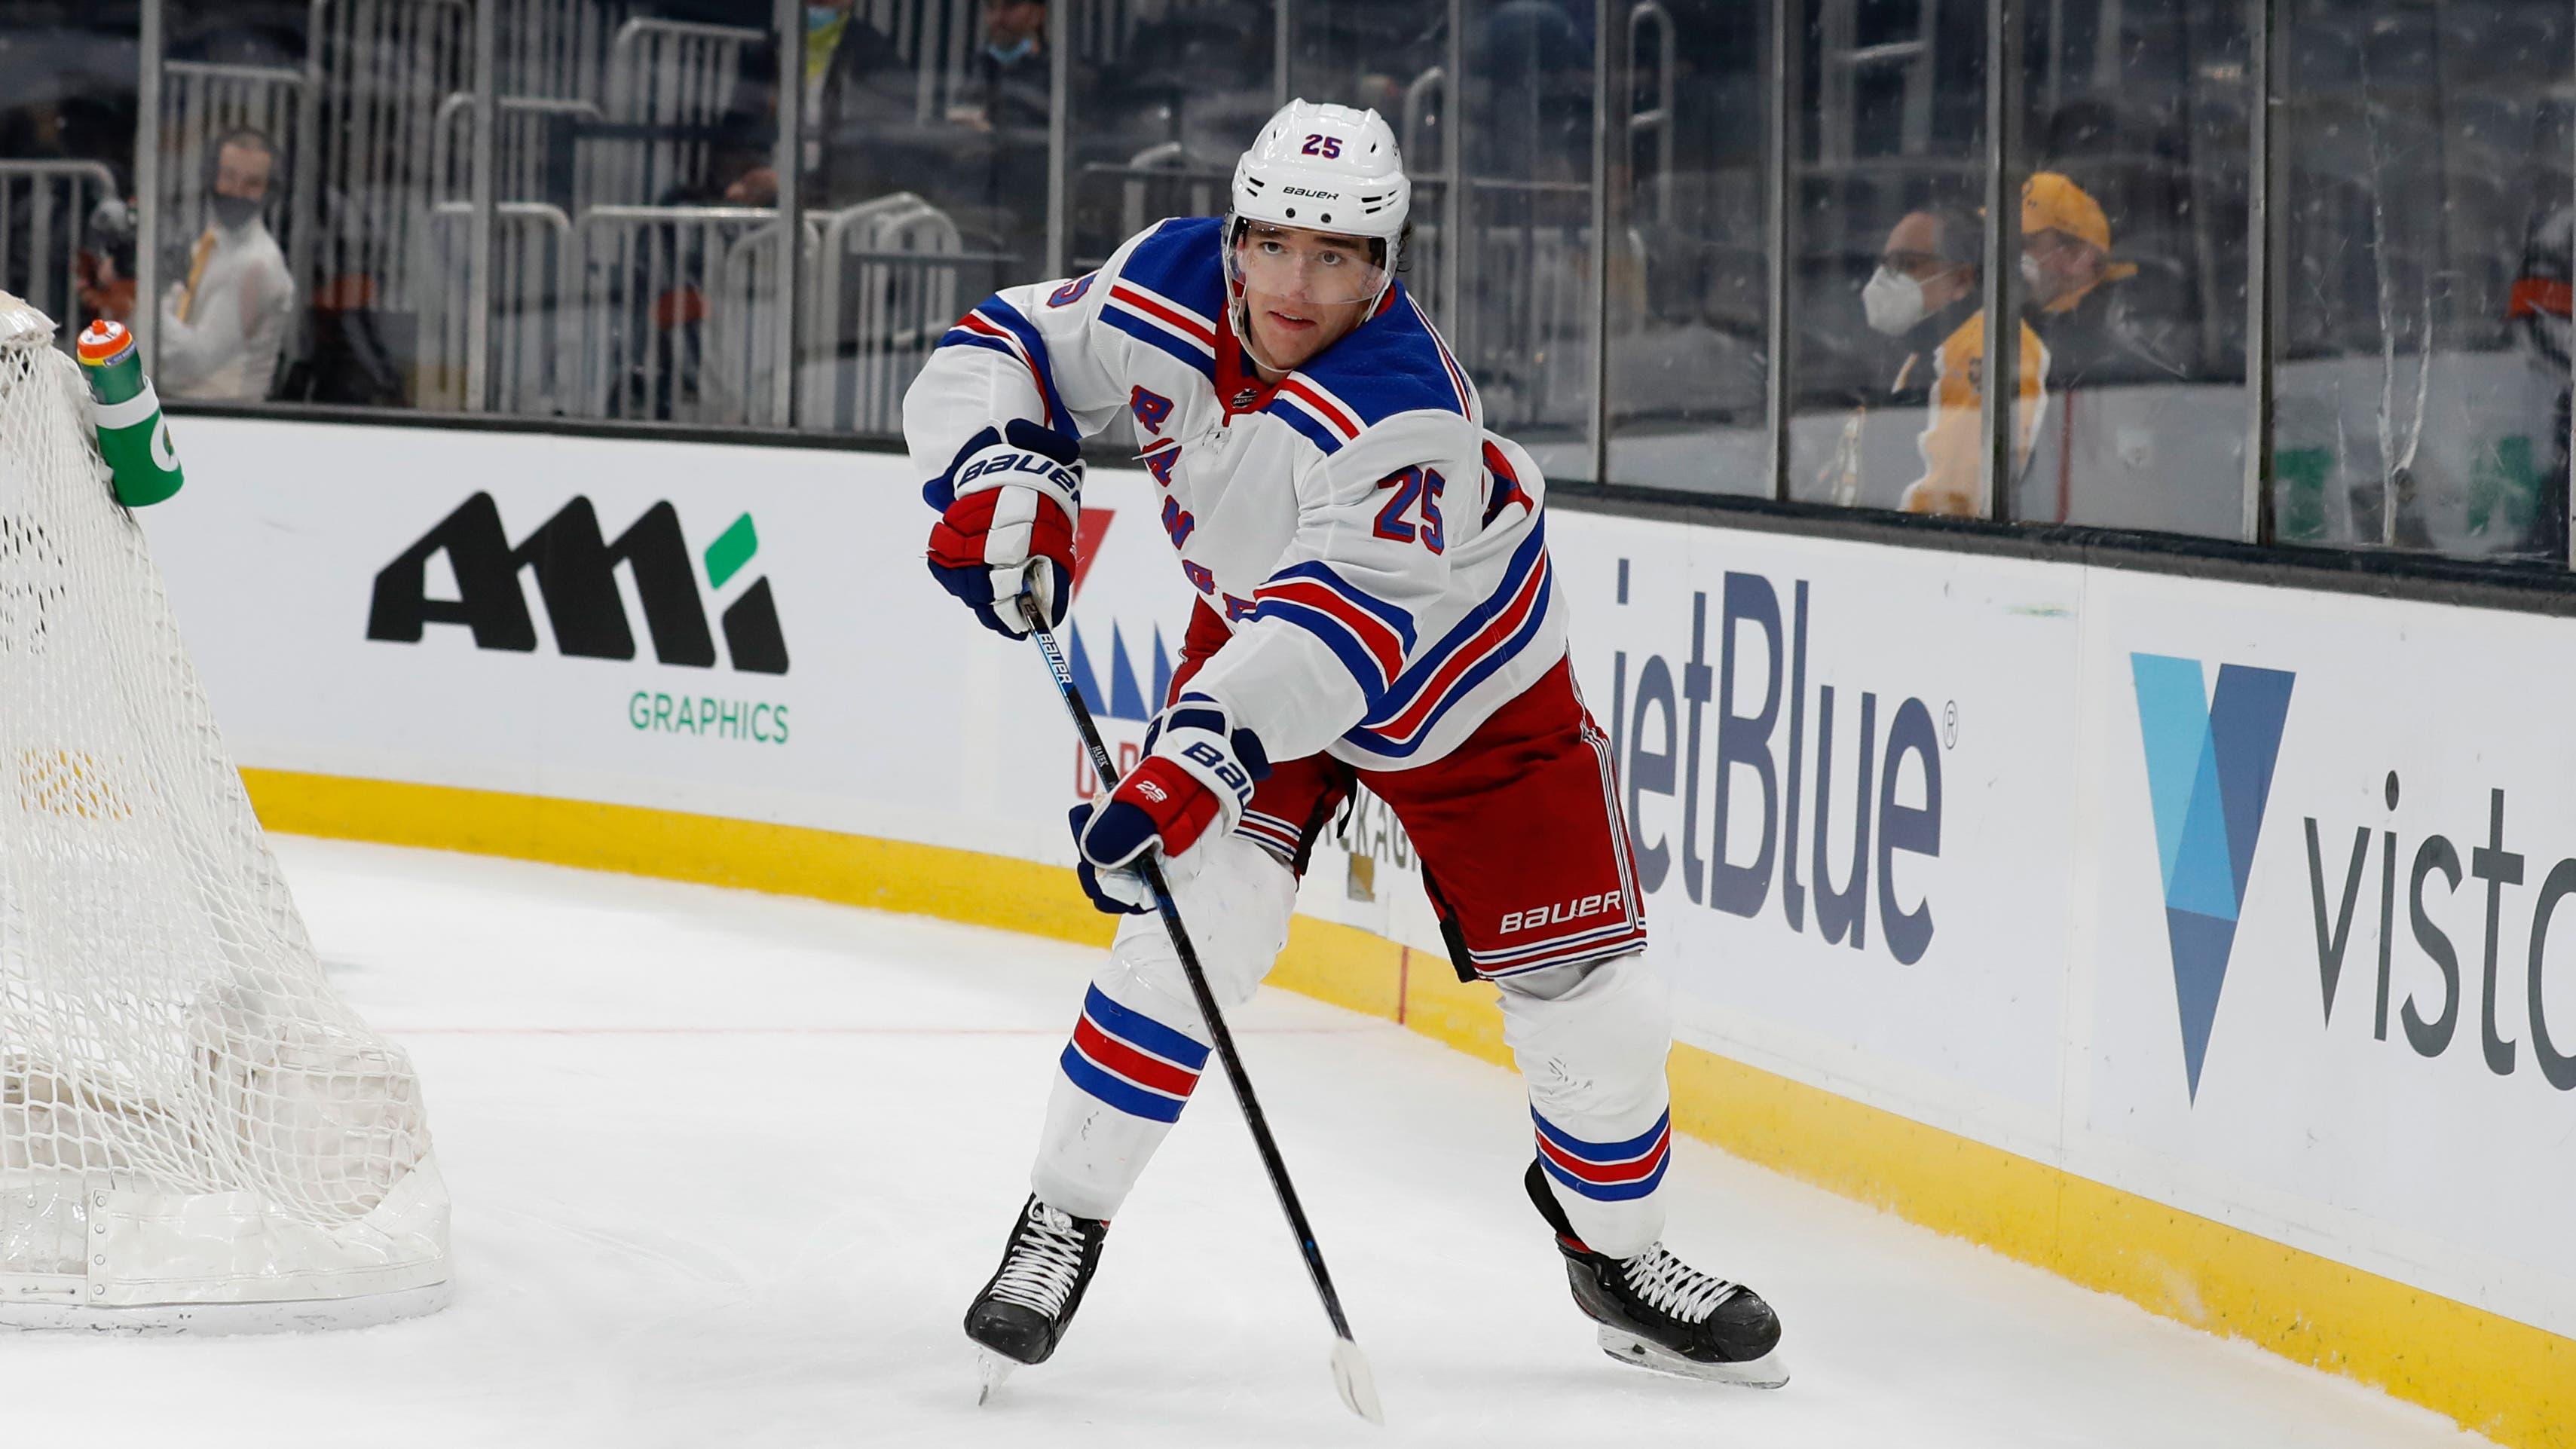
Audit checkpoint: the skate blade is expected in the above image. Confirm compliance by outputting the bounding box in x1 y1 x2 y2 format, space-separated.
1596 1326 1790 1389
1329 1336 1386 1425
974 1349 1017 1405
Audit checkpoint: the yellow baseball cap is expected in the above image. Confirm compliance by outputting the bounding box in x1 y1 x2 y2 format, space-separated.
2023 171 2110 252
2023 170 2137 283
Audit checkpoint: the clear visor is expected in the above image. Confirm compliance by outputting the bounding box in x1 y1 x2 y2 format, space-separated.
1226 219 1391 310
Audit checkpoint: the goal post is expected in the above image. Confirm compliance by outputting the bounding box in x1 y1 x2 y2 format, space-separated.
0 291 451 1331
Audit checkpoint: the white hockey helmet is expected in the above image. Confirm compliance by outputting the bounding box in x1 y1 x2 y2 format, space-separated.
1225 99 1410 314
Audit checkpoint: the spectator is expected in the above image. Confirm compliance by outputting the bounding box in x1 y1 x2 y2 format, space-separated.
156 127 292 402
950 0 1053 134
722 2 910 209
1863 203 1980 409
2502 201 2569 558
1897 199 2044 516
2019 170 2171 392
2015 170 2188 521
74 194 137 326
1814 202 1979 506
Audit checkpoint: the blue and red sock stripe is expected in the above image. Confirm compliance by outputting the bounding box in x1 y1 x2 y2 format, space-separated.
1533 1108 1672 1203
1252 561 1416 701
1059 985 1210 1124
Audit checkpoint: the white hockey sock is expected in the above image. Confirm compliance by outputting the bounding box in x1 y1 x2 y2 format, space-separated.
1027 836 1295 1220
1500 952 1675 1258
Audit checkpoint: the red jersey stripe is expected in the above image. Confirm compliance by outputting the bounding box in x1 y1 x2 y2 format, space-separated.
1110 283 1216 346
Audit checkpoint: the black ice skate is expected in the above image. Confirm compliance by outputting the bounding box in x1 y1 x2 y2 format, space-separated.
965 1195 1109 1402
1524 1160 1789 1388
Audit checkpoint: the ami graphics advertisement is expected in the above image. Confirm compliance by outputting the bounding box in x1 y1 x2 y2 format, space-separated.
142 420 1072 864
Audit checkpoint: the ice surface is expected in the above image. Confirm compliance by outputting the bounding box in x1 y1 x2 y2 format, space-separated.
11 839 2496 1448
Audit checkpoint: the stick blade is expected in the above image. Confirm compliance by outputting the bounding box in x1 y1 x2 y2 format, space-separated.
1330 1336 1385 1425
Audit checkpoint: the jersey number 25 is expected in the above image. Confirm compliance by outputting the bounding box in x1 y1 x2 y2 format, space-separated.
1373 466 1446 554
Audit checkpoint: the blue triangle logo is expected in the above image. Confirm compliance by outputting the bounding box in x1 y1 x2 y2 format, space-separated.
2129 654 2295 1102
1107 623 1147 721
1068 622 1106 717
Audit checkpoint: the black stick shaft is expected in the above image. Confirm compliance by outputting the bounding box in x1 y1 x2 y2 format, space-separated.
1023 612 1359 1344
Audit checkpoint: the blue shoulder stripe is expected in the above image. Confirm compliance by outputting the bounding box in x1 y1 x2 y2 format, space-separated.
1292 283 1470 429
1103 305 1216 381
1116 216 1226 318
1268 399 1347 456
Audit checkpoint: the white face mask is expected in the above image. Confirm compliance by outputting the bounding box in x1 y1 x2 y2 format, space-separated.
2019 252 2044 289
1862 266 1927 337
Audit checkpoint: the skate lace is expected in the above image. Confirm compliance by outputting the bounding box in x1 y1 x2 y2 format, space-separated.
989 1202 1089 1317
1620 1245 1742 1324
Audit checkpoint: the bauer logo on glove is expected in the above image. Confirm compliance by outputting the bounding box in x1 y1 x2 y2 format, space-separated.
1068 694 1270 914
924 418 1085 638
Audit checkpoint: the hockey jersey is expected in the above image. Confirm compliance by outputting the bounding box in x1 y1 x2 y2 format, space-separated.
904 216 1565 772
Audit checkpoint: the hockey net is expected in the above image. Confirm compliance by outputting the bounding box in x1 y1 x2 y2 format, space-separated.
0 292 448 1330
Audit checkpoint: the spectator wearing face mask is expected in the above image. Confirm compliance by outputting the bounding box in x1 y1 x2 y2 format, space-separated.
950 0 1054 134
1813 203 1978 506
1862 203 1980 410
2012 170 2189 524
1898 200 2046 518
720 2 910 209
157 127 294 402
920 0 1084 274
2017 171 2168 393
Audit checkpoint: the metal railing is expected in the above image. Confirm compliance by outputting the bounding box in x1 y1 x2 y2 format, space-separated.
593 18 763 212
1627 2 1676 226
428 92 605 205
571 203 780 425
0 163 121 335
417 200 574 414
292 0 475 310
803 194 974 435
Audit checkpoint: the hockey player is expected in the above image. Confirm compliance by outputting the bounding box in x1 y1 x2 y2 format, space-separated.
910 99 1785 1390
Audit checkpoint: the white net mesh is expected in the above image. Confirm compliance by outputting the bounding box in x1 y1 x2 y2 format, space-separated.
0 292 447 1324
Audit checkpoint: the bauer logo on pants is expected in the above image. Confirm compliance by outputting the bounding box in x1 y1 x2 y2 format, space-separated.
367 493 789 674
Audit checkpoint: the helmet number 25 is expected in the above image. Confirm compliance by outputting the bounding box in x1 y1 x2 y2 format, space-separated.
1372 466 1446 554
1301 134 1344 159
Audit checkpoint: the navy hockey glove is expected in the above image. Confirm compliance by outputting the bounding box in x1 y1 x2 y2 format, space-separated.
1068 695 1271 913
1066 803 1151 914
924 419 1083 637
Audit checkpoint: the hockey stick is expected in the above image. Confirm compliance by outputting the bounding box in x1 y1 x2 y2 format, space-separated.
1020 601 1384 1426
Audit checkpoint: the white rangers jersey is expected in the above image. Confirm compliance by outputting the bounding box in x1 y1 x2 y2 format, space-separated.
904 216 1566 772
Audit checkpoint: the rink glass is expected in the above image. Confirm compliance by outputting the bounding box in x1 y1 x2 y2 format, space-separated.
5 0 2571 563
